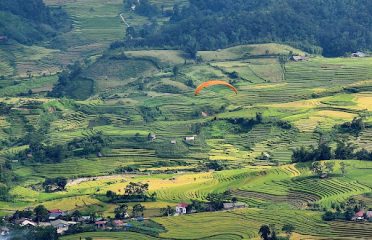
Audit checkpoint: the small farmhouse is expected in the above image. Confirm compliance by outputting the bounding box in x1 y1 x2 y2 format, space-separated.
20 219 37 227
176 203 188 214
50 220 77 234
290 55 308 62
95 220 108 229
148 133 157 141
185 136 196 142
48 209 66 220
351 51 366 57
0 227 9 236
223 202 247 210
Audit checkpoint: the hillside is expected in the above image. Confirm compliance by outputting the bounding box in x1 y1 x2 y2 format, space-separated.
125 0 372 56
0 0 70 45
0 1 372 240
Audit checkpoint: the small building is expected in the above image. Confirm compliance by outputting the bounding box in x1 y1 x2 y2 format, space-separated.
290 55 308 62
185 136 196 142
38 222 52 227
112 220 125 228
201 112 209 117
352 210 365 221
20 220 37 227
80 216 91 222
0 36 8 43
175 203 188 214
51 219 74 234
48 209 65 220
171 140 177 144
351 51 366 58
320 173 328 179
223 202 247 210
95 220 108 229
366 211 372 219
0 227 9 236
148 133 157 141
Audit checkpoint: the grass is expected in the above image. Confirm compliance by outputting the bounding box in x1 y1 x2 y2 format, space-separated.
1 40 372 240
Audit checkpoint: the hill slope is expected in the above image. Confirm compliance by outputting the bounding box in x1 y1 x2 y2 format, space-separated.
128 0 372 56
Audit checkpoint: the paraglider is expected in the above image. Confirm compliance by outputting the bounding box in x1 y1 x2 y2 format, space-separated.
194 80 238 95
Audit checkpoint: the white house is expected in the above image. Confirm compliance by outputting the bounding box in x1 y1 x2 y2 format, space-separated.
185 136 196 142
351 51 366 57
0 227 9 236
290 55 308 62
175 203 188 214
20 220 37 227
51 219 77 234
223 202 247 210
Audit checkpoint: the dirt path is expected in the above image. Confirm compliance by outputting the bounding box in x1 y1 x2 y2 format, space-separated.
120 13 130 27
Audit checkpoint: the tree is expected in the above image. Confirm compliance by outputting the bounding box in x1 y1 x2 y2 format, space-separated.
160 205 176 216
125 182 149 196
71 210 82 221
132 203 145 217
324 162 335 174
43 177 68 192
355 148 371 160
31 226 58 240
173 66 179 78
188 199 205 212
282 224 295 238
344 207 355 221
114 204 128 219
317 143 332 160
322 211 335 221
311 161 325 177
206 192 226 210
34 205 49 222
335 140 356 160
340 162 347 176
256 112 263 123
258 225 271 240
106 190 117 199
126 26 136 39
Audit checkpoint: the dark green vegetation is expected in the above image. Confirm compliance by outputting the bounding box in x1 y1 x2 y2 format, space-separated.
0 0 71 45
121 0 372 56
1 0 372 239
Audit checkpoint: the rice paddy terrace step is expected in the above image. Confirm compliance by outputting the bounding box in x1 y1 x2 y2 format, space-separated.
233 189 320 209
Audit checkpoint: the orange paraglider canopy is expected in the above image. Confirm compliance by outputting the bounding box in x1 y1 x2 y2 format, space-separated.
194 80 238 95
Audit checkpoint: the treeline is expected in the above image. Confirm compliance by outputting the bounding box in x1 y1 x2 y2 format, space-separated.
292 140 372 163
0 0 71 45
16 131 110 164
121 0 372 56
323 197 369 221
105 182 156 203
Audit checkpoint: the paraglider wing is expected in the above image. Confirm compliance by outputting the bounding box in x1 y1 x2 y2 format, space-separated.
194 80 238 95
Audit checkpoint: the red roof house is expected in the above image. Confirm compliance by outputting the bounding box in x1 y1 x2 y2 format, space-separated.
95 221 107 229
49 209 64 214
355 210 365 218
175 203 189 214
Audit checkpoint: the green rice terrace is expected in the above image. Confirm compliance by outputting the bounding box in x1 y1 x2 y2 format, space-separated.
0 0 372 239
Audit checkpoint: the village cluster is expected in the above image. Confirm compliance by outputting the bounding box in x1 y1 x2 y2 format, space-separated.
0 200 249 237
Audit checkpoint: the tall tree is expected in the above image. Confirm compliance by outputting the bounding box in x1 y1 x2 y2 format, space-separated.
258 225 271 240
34 205 48 222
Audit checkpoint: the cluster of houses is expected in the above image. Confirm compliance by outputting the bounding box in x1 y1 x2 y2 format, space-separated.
352 210 372 222
0 200 250 238
3 208 138 236
289 51 368 63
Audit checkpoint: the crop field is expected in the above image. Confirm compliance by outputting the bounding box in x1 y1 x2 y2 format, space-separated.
1 32 372 239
